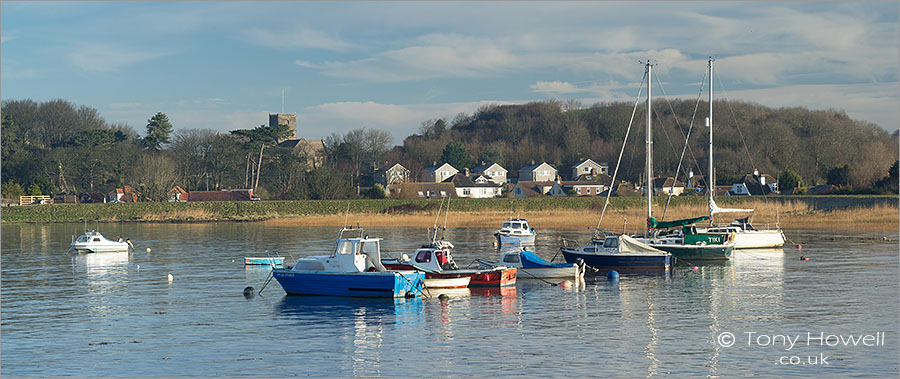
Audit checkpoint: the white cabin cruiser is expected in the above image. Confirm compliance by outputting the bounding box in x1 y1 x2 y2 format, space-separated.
71 230 132 253
494 218 536 246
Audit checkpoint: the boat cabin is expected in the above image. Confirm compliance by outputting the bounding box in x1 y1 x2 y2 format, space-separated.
498 219 533 235
410 241 458 272
291 229 388 273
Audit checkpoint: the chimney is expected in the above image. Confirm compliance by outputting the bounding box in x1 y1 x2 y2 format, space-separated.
481 160 486 166
531 160 535 165
753 168 759 177
433 161 437 167
689 169 694 178
463 168 470 176
760 175 766 186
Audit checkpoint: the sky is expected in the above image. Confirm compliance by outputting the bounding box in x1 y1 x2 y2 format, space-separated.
2 1 898 145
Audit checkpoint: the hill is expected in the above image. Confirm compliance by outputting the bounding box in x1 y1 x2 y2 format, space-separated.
391 99 898 189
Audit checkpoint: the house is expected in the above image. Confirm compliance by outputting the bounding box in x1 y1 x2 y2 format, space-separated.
277 138 327 171
471 161 508 185
394 182 457 199
560 173 614 196
650 177 685 196
571 159 608 179
729 169 778 195
510 181 566 198
375 163 411 186
446 171 503 198
108 185 140 203
53 193 78 204
168 186 189 202
422 162 459 183
518 161 557 182
185 189 259 201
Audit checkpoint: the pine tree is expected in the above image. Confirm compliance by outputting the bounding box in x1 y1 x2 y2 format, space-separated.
141 112 174 150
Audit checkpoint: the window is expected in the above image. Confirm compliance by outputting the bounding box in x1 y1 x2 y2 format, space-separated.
415 251 432 263
576 188 582 195
583 167 589 172
512 223 522 229
603 238 619 248
503 254 520 263
360 241 379 256
515 188 522 194
583 247 597 253
463 188 471 195
93 238 101 242
336 241 355 254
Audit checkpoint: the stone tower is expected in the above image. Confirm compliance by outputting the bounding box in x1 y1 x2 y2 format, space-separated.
269 113 297 139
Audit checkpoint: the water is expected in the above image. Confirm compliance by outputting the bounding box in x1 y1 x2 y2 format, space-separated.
2 223 897 377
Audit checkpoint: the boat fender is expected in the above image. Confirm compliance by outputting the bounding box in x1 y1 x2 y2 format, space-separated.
167 273 174 282
243 286 255 299
607 270 619 281
800 256 810 261
438 293 450 301
402 254 410 262
559 280 572 288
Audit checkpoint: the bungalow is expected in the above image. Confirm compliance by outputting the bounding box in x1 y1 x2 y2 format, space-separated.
518 161 557 182
277 138 327 171
571 159 608 179
375 163 411 186
651 177 685 196
729 169 778 195
510 181 566 198
471 161 507 185
108 185 140 203
394 182 457 199
560 173 614 196
446 171 503 198
422 162 459 183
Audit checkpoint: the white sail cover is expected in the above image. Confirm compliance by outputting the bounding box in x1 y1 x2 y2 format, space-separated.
709 198 754 215
618 235 666 254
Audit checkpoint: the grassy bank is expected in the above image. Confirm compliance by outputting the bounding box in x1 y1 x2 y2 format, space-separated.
2 196 896 230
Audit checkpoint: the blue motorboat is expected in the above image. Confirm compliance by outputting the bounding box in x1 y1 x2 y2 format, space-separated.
272 227 425 298
560 234 672 272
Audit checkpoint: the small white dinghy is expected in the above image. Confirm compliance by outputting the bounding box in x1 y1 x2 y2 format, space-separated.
71 230 133 253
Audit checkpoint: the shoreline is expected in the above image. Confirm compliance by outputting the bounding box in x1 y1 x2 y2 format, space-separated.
2 196 896 232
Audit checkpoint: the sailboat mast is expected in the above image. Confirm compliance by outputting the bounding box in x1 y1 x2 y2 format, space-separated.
707 57 714 224
645 61 653 236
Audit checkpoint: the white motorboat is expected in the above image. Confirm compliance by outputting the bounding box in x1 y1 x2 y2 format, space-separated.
479 249 584 282
494 218 536 246
71 230 133 253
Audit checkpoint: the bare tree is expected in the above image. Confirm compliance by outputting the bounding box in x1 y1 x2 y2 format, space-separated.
129 152 178 201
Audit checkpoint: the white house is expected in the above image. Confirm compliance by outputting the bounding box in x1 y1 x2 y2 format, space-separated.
471 161 508 185
422 162 459 183
448 173 503 198
518 161 557 182
510 181 566 198
571 159 608 179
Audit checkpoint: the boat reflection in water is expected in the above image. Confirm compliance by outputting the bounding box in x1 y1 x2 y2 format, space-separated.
72 251 130 282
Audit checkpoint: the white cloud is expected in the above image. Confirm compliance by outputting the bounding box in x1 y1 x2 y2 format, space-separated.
67 43 169 72
242 25 353 51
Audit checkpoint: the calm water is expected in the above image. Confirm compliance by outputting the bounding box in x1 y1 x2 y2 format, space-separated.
1 223 897 377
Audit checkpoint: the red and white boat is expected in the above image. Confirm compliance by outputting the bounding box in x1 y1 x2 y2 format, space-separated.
383 240 516 288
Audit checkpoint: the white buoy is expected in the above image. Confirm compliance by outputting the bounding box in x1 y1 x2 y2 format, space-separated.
167 273 174 282
147 248 151 253
136 264 140 271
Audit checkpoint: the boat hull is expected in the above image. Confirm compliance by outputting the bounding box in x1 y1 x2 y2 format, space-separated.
424 276 471 289
651 243 733 260
515 266 581 281
272 270 424 298
495 233 535 246
561 249 671 270
732 230 785 249
71 243 129 254
382 262 516 288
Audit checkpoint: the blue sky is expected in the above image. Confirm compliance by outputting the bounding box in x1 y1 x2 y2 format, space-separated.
2 2 898 144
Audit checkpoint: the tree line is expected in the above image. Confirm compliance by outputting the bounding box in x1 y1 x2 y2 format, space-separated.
2 97 897 202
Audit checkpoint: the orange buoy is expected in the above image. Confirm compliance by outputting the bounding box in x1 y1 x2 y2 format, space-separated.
796 244 802 249
559 280 572 288
692 266 699 271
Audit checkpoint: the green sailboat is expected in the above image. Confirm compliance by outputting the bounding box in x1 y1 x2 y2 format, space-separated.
632 61 734 261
